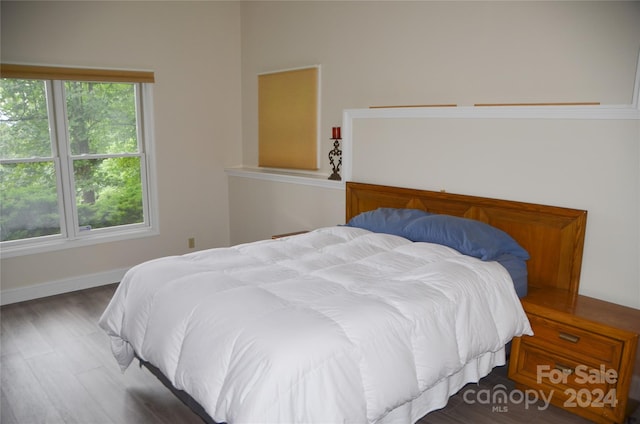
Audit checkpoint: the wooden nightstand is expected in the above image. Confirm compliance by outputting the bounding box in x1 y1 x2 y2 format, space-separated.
508 287 640 424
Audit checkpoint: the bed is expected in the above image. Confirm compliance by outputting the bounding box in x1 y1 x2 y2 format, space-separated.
99 182 587 424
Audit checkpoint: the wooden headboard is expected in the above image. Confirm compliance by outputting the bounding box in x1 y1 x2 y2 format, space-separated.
346 182 588 295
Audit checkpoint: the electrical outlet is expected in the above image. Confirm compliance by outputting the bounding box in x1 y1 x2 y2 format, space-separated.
188 237 195 249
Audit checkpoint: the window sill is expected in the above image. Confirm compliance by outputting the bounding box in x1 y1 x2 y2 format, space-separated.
0 227 159 259
225 166 345 190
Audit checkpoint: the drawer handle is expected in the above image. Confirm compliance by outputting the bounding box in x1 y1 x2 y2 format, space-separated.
554 363 574 375
558 332 580 343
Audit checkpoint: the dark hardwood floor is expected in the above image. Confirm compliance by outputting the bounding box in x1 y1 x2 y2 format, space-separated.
1 284 637 424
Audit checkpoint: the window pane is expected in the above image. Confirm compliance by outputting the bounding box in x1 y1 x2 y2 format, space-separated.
0 161 61 241
65 82 138 155
74 157 143 230
0 79 52 159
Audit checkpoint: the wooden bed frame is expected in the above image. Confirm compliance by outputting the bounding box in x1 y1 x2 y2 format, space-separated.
346 182 588 295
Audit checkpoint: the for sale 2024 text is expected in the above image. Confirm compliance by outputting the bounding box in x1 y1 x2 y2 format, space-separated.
537 364 618 408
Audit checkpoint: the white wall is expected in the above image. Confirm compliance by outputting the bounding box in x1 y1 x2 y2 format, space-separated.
2 1 639 309
1 1 242 299
233 1 640 307
228 177 344 244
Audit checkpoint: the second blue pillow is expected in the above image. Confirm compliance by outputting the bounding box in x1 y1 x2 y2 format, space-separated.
403 214 529 261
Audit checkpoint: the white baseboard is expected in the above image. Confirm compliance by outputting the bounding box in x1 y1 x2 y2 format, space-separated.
0 267 129 306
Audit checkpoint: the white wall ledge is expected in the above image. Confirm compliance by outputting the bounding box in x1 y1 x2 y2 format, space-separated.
225 166 345 190
341 103 640 182
228 104 639 190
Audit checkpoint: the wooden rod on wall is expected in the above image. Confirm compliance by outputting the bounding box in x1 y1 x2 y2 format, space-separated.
369 104 458 109
474 102 600 107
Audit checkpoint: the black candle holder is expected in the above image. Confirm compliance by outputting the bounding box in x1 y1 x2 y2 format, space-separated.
328 137 342 181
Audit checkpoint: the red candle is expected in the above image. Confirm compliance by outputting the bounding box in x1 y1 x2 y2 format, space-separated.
332 126 341 139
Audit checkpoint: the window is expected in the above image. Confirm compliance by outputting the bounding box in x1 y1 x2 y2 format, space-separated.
0 65 157 257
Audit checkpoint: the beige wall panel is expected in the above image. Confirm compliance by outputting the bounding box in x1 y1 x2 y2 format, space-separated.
258 67 318 169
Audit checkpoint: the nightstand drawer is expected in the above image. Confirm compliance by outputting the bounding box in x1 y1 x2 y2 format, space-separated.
517 345 612 394
526 315 623 367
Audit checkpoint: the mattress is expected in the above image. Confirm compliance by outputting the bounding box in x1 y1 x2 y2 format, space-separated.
99 226 532 423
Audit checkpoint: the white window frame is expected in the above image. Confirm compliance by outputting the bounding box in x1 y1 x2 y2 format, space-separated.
1 77 159 258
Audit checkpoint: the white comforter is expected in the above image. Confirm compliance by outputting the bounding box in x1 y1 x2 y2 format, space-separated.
99 226 532 424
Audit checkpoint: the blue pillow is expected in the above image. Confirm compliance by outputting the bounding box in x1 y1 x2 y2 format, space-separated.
403 215 529 261
346 208 432 237
495 253 528 298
